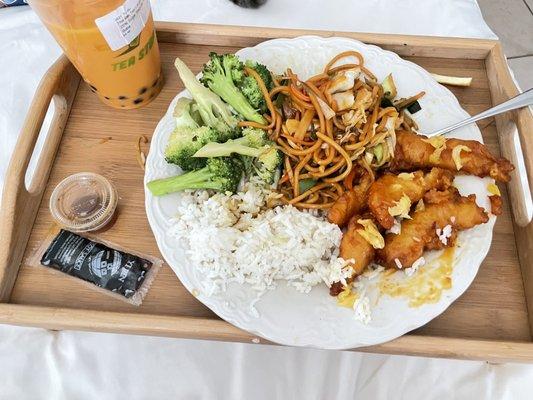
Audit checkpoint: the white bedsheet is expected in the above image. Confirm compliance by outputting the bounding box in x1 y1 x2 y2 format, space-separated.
1 1 531 399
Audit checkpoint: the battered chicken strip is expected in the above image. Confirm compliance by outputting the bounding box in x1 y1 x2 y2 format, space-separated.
368 168 454 229
330 215 376 296
489 195 503 216
340 216 376 274
391 130 514 182
327 172 372 227
376 188 489 269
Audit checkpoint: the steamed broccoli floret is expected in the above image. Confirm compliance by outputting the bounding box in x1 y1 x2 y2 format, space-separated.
254 147 283 184
192 127 268 158
245 60 273 90
173 98 202 129
165 126 223 171
166 80 241 171
239 154 255 177
241 127 268 148
147 157 244 196
174 57 237 133
200 53 266 125
239 77 266 114
192 127 282 184
239 60 274 114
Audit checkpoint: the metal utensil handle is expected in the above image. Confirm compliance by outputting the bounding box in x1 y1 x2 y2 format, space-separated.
428 87 533 137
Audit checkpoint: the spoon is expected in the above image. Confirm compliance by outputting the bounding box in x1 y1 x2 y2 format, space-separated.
425 87 533 137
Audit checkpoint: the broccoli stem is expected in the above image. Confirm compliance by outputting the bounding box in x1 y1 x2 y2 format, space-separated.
147 168 221 196
174 58 236 130
193 139 264 158
208 78 266 125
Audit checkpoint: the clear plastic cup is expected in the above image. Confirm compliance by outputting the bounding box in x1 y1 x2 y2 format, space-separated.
28 0 162 109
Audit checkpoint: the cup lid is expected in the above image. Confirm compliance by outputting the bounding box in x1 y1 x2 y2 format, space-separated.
49 172 118 232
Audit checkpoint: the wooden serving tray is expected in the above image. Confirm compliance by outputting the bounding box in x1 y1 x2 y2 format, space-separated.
1 23 532 362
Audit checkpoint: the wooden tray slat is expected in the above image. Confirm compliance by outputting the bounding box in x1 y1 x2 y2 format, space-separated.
155 23 497 60
1 23 532 362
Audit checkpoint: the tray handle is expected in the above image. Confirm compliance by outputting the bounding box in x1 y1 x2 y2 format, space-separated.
0 56 80 302
499 107 533 227
487 44 533 337
486 45 533 227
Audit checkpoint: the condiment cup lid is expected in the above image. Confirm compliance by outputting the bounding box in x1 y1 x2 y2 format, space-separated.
49 172 118 232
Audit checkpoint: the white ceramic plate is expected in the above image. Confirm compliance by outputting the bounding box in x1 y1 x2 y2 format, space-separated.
144 36 495 349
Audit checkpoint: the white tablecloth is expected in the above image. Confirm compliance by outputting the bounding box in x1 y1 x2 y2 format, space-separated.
1 1 531 398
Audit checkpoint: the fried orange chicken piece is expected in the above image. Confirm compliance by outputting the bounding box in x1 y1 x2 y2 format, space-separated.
425 229 458 250
368 168 454 229
391 130 514 182
330 215 377 296
489 195 503 216
340 216 376 274
376 188 489 269
327 172 372 227
329 281 346 296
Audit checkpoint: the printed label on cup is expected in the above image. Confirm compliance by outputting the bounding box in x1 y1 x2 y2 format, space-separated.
95 0 150 51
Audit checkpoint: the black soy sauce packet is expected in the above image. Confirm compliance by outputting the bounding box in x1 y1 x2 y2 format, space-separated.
40 229 153 299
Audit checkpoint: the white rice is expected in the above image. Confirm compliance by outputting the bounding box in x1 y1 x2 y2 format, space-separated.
352 290 371 324
436 224 453 245
351 265 384 324
168 179 353 298
404 256 426 277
